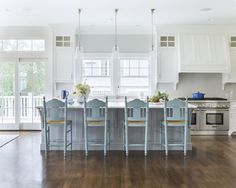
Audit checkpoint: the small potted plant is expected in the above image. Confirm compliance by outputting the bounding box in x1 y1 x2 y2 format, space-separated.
149 91 169 103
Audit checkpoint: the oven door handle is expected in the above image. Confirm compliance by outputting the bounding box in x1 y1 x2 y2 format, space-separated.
199 109 229 111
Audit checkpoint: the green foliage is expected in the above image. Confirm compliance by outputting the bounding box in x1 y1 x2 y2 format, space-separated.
149 91 169 103
0 62 45 96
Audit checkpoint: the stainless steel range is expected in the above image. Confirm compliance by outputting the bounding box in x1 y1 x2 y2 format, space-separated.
180 98 230 135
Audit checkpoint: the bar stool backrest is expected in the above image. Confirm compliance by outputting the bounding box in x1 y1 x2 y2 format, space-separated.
164 98 188 122
84 97 108 121
125 97 149 122
43 97 67 122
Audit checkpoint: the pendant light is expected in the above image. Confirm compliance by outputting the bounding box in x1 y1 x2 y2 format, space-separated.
74 9 83 60
150 9 156 62
150 8 157 94
112 9 119 59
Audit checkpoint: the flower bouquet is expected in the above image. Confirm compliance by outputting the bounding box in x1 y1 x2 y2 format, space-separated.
73 82 91 104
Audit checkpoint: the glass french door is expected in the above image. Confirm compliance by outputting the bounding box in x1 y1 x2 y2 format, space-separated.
0 60 17 129
19 59 45 130
0 58 46 130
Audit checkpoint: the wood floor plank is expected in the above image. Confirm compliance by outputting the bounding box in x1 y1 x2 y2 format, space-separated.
0 132 236 188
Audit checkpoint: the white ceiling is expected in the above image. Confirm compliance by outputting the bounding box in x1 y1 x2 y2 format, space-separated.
1 0 236 26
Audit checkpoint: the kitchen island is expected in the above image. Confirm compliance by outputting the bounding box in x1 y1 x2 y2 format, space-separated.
37 100 196 151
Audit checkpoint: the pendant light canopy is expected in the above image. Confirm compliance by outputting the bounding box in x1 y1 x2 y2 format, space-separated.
75 8 83 60
112 9 119 59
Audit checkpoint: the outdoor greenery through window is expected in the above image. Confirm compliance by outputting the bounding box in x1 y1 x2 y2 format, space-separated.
0 62 15 124
82 59 112 95
0 60 46 125
0 39 45 51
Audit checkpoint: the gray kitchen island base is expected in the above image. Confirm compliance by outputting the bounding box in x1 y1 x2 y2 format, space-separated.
40 108 192 151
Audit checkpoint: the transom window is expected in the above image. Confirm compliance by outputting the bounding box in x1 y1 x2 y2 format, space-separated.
0 39 45 51
82 59 112 95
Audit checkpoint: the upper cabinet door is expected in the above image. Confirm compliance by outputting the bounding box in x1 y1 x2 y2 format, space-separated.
55 47 74 82
179 34 230 73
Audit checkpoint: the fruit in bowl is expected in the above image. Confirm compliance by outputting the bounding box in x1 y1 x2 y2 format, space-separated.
149 91 169 103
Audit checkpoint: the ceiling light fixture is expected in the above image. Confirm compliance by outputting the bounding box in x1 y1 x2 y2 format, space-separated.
112 9 119 59
200 8 212 12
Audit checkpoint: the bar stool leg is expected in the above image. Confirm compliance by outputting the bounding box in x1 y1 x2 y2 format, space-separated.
47 126 50 151
123 124 125 152
164 124 168 156
104 124 107 156
144 124 148 156
160 125 162 151
184 125 187 156
125 124 128 156
64 124 67 158
70 124 72 151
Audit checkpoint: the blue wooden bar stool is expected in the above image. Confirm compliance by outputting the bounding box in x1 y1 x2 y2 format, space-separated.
124 97 149 156
43 97 72 158
83 97 109 156
160 98 189 156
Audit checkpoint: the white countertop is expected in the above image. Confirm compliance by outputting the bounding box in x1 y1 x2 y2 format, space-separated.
66 101 196 109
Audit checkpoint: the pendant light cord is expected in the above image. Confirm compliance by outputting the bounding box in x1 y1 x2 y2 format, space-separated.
78 9 81 50
115 9 118 51
151 9 155 51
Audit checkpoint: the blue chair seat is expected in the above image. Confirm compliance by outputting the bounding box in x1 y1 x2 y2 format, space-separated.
161 120 185 126
127 120 146 127
47 120 72 125
87 120 108 126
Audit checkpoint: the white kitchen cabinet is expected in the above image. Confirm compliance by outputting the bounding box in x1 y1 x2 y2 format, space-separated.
179 34 230 73
52 25 75 83
55 47 74 82
158 48 179 88
222 49 236 87
229 101 236 135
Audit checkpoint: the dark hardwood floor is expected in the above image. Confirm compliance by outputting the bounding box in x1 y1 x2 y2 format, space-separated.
0 132 236 188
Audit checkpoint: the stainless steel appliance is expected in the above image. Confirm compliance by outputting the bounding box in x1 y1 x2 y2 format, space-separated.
180 98 230 135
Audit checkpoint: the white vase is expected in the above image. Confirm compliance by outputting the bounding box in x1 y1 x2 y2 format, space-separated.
77 95 88 104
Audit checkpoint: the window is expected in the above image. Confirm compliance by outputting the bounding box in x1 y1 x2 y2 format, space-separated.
18 40 32 51
3 40 17 51
119 59 149 95
81 54 152 97
1 39 45 51
82 59 112 95
32 40 45 51
160 36 175 47
230 36 236 47
56 36 71 47
0 40 2 51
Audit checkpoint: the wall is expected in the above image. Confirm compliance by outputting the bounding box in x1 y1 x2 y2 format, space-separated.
80 34 152 53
